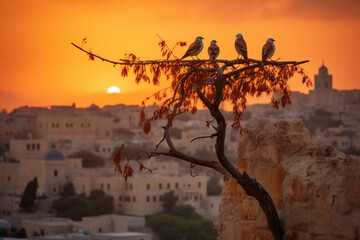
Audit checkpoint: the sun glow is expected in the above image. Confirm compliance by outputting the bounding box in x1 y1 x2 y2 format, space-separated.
107 86 121 94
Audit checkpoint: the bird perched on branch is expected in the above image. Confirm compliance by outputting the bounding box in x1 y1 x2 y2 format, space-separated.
262 38 275 62
208 40 220 60
235 34 248 60
180 36 204 60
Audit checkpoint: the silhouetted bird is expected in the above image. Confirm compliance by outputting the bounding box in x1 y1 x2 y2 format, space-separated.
235 34 248 59
208 40 220 60
262 38 275 61
180 36 204 60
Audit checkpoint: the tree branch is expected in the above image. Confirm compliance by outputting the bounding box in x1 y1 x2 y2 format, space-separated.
71 42 308 67
190 133 218 143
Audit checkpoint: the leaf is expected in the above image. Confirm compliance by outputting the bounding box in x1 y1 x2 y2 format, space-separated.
113 144 124 174
123 164 134 181
143 119 151 135
139 109 146 126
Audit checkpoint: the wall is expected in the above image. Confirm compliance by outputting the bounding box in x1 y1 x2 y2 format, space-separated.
215 118 360 240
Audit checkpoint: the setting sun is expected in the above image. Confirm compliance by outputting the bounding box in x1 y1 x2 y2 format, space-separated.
107 86 120 94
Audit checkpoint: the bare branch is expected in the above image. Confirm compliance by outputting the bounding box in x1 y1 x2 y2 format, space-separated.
190 133 218 143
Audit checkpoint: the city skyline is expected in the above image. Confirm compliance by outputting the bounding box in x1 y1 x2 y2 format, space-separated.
1 0 360 111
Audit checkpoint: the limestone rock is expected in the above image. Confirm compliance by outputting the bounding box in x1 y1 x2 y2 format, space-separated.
215 118 360 240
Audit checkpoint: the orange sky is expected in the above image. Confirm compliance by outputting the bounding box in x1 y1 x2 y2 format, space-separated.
1 0 360 111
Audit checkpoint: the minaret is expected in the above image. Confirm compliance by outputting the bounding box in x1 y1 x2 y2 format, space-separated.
314 61 332 91
313 61 334 108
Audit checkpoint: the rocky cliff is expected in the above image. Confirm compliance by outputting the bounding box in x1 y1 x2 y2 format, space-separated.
214 118 360 240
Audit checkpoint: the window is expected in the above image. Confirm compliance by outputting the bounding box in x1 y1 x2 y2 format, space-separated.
32 144 35 150
54 170 58 177
130 184 133 190
147 184 150 190
101 183 104 190
27 144 30 150
167 183 170 189
146 196 150 202
7 176 11 182
133 196 136 202
107 184 111 190
175 183 179 189
159 183 162 189
153 196 156 202
198 182 201 188
37 143 40 150
119 196 122 201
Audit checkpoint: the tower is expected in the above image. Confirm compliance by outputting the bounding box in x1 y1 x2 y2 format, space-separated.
309 61 337 108
314 61 333 91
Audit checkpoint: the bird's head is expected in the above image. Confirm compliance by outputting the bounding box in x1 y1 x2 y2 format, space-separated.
210 40 217 45
196 36 204 41
267 38 275 43
236 33 243 39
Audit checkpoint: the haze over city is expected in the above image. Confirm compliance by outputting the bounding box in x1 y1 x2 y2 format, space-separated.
1 0 360 111
1 1 360 240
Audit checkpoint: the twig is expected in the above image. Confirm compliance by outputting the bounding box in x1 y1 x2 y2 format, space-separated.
190 133 218 143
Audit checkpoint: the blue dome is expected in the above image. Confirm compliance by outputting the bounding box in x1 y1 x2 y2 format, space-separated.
44 149 65 161
0 219 11 229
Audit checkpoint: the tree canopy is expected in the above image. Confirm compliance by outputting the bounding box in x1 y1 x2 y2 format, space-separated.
146 205 216 240
19 177 38 212
51 189 114 221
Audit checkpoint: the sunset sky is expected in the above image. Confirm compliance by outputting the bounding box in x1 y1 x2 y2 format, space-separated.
1 0 360 111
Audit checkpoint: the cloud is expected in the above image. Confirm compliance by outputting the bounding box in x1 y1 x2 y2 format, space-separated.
197 0 360 21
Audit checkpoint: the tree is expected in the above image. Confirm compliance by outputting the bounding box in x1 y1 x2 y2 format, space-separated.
146 205 216 240
161 191 177 212
15 228 27 238
72 37 310 240
68 150 105 168
19 177 38 212
61 181 76 197
51 190 114 221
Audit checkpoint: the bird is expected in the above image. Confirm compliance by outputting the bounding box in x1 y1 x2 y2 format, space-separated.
235 34 248 59
180 36 204 60
262 38 275 62
208 40 220 60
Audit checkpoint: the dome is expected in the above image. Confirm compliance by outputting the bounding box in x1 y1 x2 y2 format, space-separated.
319 63 328 75
0 219 11 229
44 149 65 161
